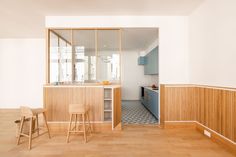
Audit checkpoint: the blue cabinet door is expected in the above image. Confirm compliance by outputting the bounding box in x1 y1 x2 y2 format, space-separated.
144 46 158 75
143 88 149 108
138 56 147 65
141 88 159 119
149 91 158 118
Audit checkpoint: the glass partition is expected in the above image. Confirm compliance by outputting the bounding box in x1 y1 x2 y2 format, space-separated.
49 30 72 83
48 29 120 84
49 32 59 83
73 30 96 83
97 30 120 83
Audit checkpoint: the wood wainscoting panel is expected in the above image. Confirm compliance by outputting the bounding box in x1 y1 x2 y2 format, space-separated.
160 85 165 126
234 92 236 142
220 90 235 141
164 86 196 121
203 88 235 142
182 87 196 121
162 84 236 143
85 87 104 122
195 87 204 123
165 87 181 121
203 88 214 130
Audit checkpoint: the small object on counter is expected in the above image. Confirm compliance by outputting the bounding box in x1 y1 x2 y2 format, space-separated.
101 80 111 85
53 82 59 85
152 84 157 88
151 84 158 90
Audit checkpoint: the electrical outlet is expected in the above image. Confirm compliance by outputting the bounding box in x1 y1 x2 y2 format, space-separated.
204 130 211 138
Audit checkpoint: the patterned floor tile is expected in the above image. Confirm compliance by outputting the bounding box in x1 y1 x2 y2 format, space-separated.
122 100 158 124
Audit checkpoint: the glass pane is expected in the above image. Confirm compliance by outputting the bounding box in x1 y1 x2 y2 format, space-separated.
73 30 96 83
49 32 59 83
59 38 72 82
97 30 120 83
49 30 72 83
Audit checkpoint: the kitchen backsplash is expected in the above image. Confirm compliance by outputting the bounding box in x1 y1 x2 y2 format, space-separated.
144 75 159 86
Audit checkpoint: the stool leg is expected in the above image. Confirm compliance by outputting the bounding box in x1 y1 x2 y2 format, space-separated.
77 115 81 131
36 114 39 136
86 112 92 134
67 114 73 143
17 116 25 145
43 112 51 138
28 117 33 150
82 114 87 143
74 114 77 131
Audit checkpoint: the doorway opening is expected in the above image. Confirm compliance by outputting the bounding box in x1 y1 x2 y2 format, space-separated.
121 28 159 125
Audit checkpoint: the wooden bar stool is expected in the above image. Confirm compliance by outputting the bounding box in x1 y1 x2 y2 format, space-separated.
17 106 51 149
66 104 92 143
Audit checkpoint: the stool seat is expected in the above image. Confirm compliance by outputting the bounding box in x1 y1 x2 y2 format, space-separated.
67 104 92 143
17 106 51 150
69 104 89 114
32 108 47 115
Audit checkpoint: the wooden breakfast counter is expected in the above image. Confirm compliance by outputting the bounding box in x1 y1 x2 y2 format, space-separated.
43 84 121 130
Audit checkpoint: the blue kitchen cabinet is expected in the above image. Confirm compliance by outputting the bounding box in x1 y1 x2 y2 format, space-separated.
138 56 147 65
149 90 158 118
144 46 158 75
141 87 159 119
143 88 149 109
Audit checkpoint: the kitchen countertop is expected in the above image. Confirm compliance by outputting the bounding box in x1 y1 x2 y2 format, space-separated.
142 86 159 93
44 83 121 88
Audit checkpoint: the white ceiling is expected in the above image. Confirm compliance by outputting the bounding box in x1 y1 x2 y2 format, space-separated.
122 28 158 51
0 0 205 38
53 28 158 51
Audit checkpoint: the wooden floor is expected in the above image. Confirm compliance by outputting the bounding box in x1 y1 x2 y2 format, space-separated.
0 109 235 157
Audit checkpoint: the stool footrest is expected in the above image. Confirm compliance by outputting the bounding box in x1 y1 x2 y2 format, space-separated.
69 131 84 133
19 133 30 138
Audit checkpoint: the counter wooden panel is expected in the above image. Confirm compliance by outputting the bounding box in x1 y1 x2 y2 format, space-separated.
44 87 86 121
85 87 104 122
113 87 121 129
43 85 121 128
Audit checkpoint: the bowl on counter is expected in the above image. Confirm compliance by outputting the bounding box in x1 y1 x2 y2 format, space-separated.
101 81 111 85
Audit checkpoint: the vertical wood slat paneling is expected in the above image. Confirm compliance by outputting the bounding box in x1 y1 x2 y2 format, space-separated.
221 90 234 140
163 85 236 142
85 87 104 122
195 87 205 124
160 85 165 126
113 87 121 129
164 87 196 121
44 87 107 122
234 92 236 142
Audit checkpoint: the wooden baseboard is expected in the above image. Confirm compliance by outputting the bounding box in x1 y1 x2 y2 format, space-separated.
164 121 236 155
195 122 236 155
48 122 112 134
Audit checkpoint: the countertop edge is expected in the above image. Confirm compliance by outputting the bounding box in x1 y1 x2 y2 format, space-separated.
142 86 159 93
43 84 121 88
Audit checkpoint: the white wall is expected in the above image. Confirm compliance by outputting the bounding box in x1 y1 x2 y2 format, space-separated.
189 0 236 87
46 16 189 84
0 39 45 108
121 51 158 100
0 16 189 108
142 38 159 56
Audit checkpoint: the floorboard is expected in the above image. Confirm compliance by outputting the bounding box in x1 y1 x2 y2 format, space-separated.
0 109 235 157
